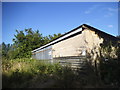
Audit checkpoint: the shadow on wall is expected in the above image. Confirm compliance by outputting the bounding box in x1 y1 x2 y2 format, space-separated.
86 40 120 87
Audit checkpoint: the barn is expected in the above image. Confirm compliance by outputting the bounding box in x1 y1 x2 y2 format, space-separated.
31 24 119 61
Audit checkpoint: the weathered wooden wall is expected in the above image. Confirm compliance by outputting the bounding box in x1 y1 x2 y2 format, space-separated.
53 56 87 70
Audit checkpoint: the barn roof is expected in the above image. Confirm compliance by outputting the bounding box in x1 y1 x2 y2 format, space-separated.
32 24 119 53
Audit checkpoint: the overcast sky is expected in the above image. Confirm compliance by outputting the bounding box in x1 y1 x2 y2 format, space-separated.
2 2 118 44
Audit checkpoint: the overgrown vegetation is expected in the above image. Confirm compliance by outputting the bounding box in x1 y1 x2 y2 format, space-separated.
95 41 120 87
2 58 76 88
2 58 102 88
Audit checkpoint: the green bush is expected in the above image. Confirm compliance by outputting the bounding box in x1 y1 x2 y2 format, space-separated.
98 42 120 87
2 58 60 88
99 59 120 86
2 58 75 88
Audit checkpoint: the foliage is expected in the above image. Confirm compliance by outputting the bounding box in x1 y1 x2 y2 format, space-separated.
2 58 107 88
43 33 62 44
99 59 120 86
1 42 12 59
2 58 63 88
3 58 87 88
97 42 120 87
53 66 76 88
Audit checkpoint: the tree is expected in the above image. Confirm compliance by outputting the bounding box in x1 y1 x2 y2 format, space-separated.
2 42 12 59
11 28 62 59
12 28 44 58
43 33 62 44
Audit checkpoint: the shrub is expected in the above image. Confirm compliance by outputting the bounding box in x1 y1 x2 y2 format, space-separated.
97 42 120 87
2 58 63 88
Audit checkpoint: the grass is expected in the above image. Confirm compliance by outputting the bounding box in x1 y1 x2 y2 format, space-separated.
2 58 76 88
3 58 112 88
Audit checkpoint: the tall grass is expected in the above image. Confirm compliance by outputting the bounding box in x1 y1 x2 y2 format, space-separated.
3 58 57 88
2 58 75 88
